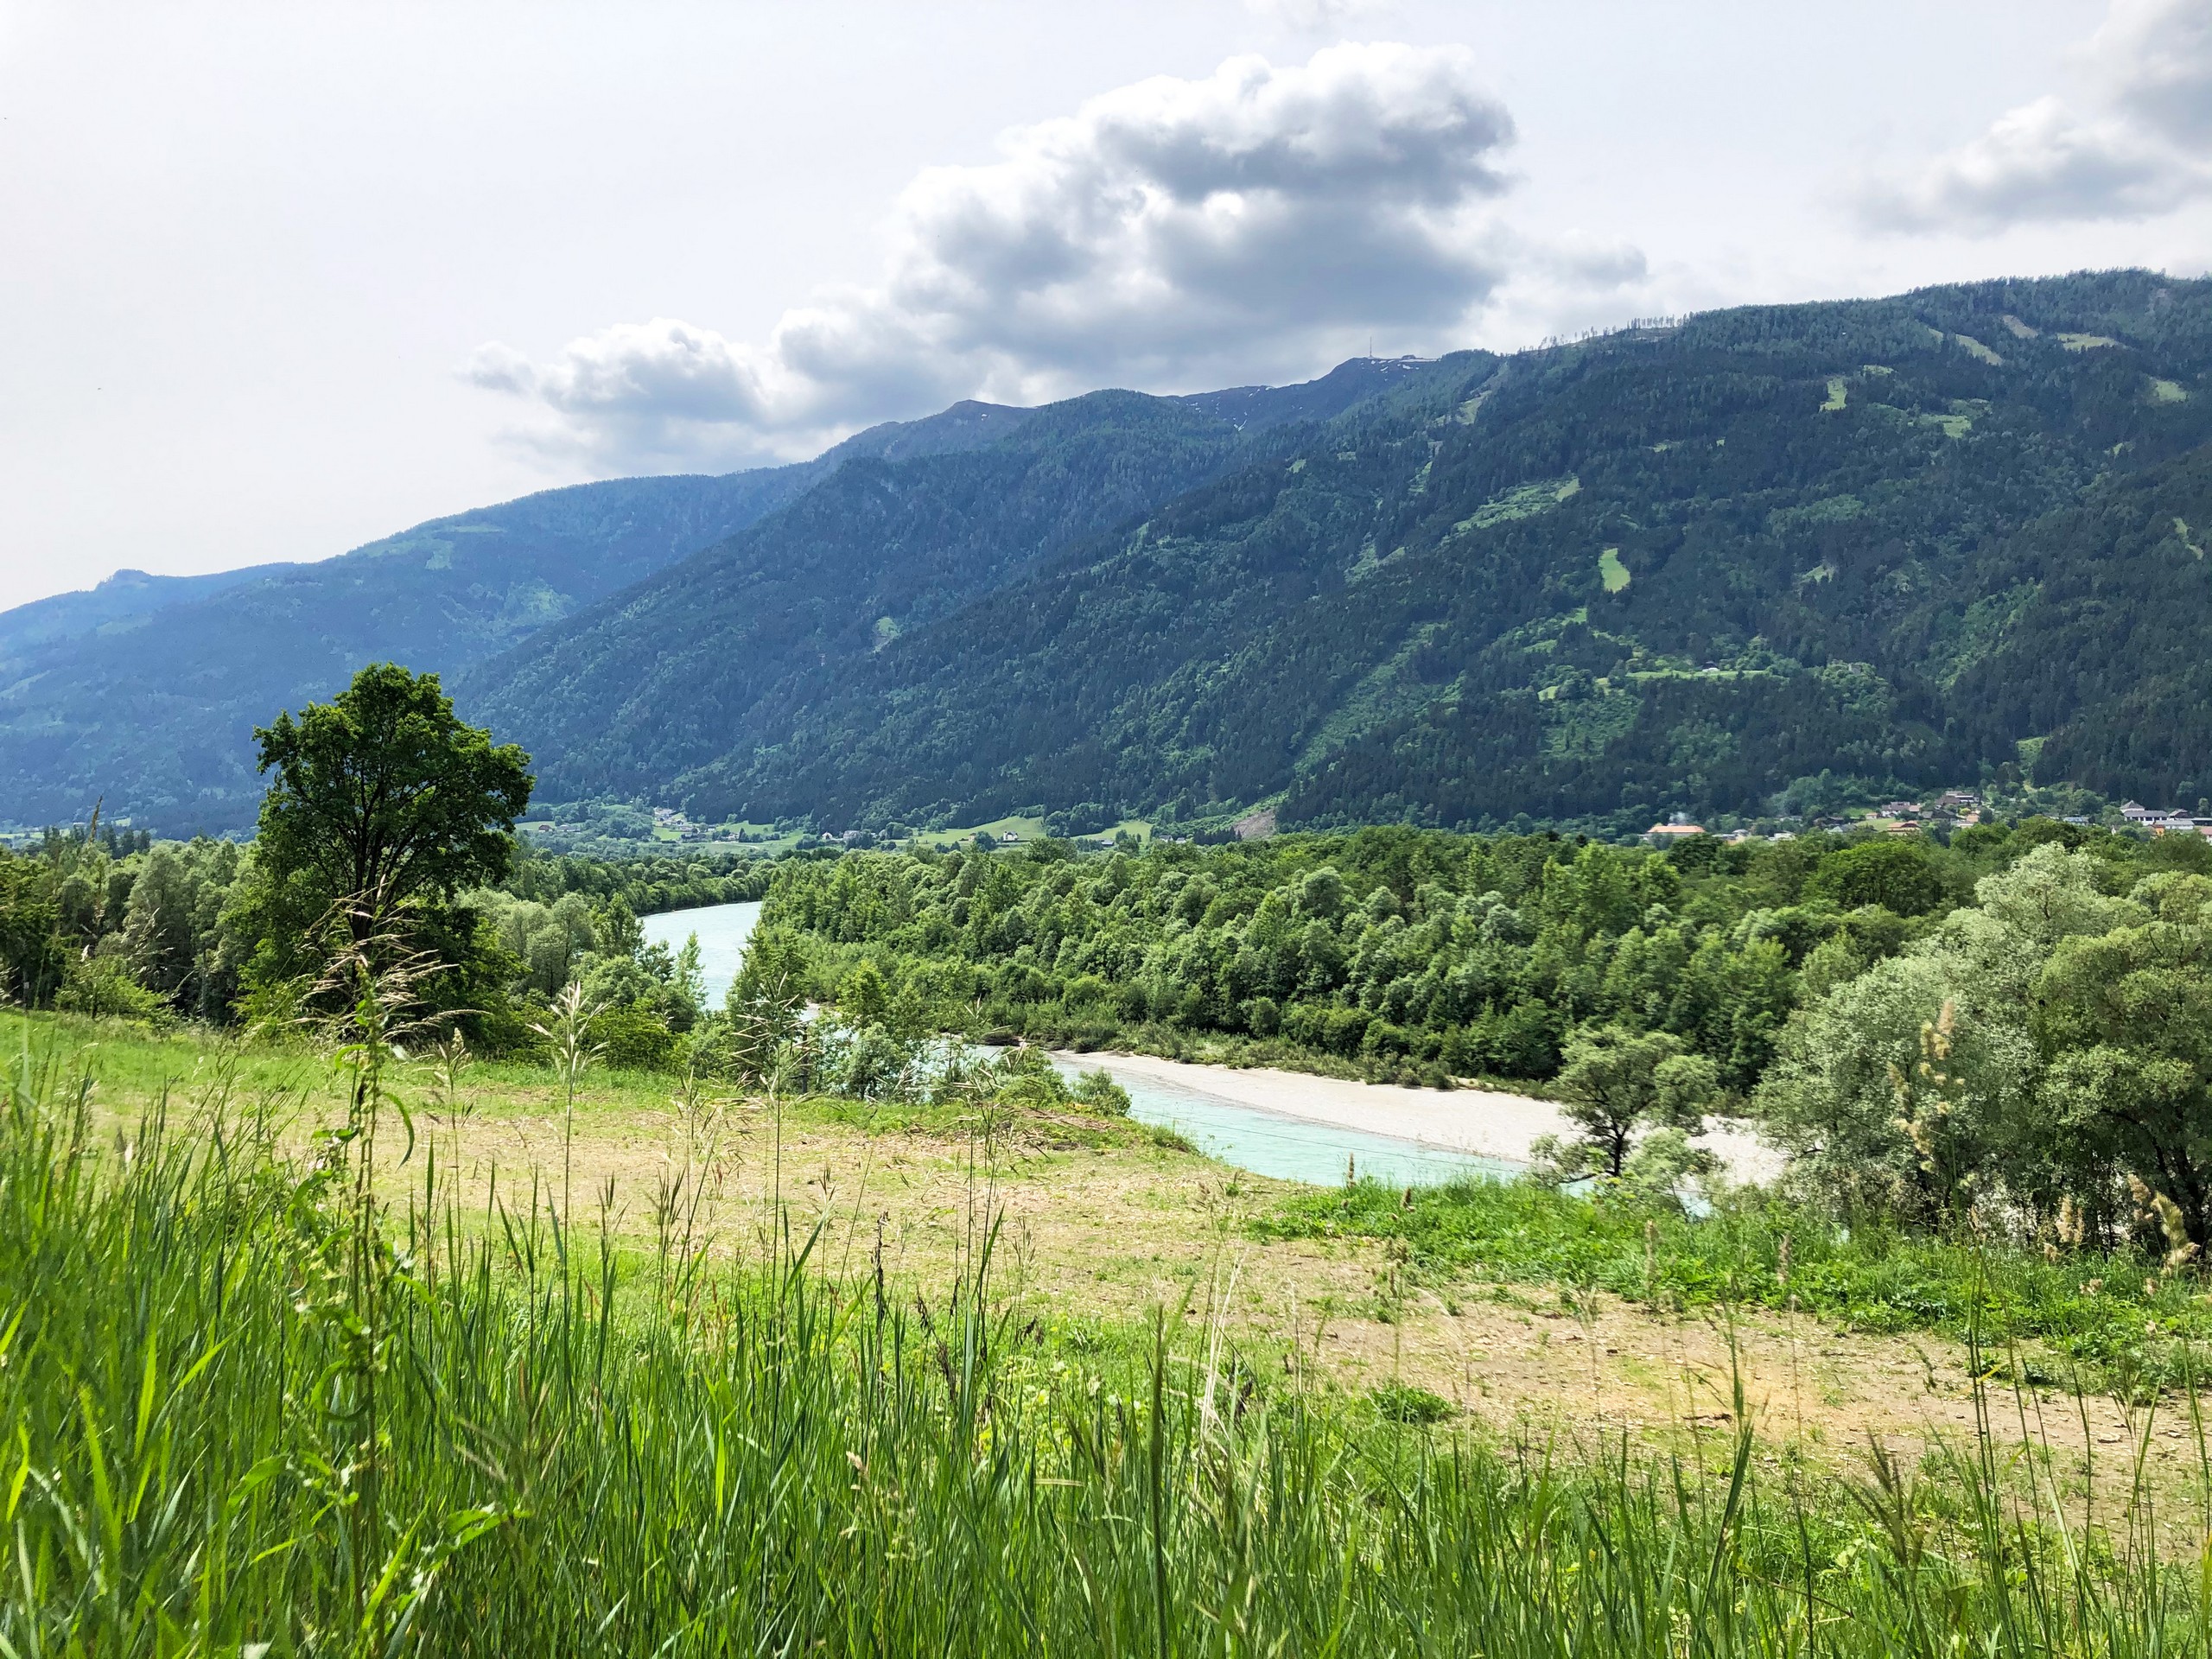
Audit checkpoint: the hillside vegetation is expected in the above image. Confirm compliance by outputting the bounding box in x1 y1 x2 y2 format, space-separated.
652 270 2212 834
0 474 801 832
462 386 1369 801
0 396 1075 834
0 361 1415 836
17 273 2212 839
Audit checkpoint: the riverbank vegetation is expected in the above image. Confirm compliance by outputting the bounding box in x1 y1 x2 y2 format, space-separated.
755 819 2212 1255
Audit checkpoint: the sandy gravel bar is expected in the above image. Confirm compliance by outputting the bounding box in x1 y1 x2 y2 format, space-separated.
1055 1049 1786 1183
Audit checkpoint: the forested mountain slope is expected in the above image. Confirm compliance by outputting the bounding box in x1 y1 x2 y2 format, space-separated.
458 356 1432 802
15 273 2212 836
641 270 2212 834
0 563 302 659
0 473 801 830
0 359 1421 833
0 396 1090 831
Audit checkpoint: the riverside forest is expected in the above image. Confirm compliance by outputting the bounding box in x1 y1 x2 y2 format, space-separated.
5 654 2212 1652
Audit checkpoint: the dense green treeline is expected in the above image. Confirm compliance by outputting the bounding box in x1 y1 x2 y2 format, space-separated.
499 842 773 912
759 823 1984 1087
0 823 766 1058
0 659 791 1072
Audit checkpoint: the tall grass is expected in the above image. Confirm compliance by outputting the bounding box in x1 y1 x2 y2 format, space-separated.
0 1033 2206 1655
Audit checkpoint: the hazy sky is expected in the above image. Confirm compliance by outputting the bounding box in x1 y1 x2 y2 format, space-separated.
3 0 2209 610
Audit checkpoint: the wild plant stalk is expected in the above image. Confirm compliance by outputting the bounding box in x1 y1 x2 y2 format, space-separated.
311 925 451 1647
428 1027 474 1176
654 1053 729 1319
531 980 603 1224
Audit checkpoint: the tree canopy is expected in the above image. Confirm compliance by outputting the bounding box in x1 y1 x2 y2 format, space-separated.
253 663 531 949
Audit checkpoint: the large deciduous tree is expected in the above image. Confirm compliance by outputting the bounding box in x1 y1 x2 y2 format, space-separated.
1757 842 2209 1239
2036 873 2212 1248
252 664 531 959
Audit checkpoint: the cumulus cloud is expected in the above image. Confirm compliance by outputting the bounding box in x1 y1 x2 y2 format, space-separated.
1858 0 2212 232
468 41 1644 472
466 321 772 452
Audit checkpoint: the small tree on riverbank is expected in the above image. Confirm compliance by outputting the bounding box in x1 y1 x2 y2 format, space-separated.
1535 1025 1718 1182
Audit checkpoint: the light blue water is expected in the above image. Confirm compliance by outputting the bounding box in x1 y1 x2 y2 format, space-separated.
1049 1056 1521 1189
639 899 1517 1189
640 899 761 1010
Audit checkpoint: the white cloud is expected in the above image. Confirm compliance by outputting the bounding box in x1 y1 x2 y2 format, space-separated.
468 41 1644 472
1858 0 2212 232
464 321 771 455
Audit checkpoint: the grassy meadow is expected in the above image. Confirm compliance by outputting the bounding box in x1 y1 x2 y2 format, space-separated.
3 1006 2211 1654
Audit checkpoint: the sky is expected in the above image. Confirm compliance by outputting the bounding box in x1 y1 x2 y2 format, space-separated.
3 0 2209 611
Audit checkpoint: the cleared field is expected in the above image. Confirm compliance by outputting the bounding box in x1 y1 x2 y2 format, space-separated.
19 1009 2210 1504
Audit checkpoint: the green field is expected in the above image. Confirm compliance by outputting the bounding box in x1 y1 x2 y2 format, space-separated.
906 814 1154 850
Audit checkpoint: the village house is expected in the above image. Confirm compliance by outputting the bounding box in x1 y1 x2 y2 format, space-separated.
1645 812 1705 844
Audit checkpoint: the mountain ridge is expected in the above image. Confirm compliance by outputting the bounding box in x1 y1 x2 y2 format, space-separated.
467 269 2212 836
0 356 1427 830
454 365 1436 803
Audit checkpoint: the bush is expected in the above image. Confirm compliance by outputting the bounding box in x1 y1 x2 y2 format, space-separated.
589 1005 676 1071
1371 1383 1456 1425
1359 1020 1413 1059
54 957 168 1024
1070 1069 1131 1116
832 1022 912 1100
1320 1005 1372 1056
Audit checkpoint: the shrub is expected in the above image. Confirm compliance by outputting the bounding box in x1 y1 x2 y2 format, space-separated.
1371 1383 1456 1425
589 1005 675 1071
1070 1069 1132 1116
54 956 168 1023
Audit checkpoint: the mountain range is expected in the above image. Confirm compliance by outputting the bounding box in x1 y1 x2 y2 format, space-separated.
7 270 2211 836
